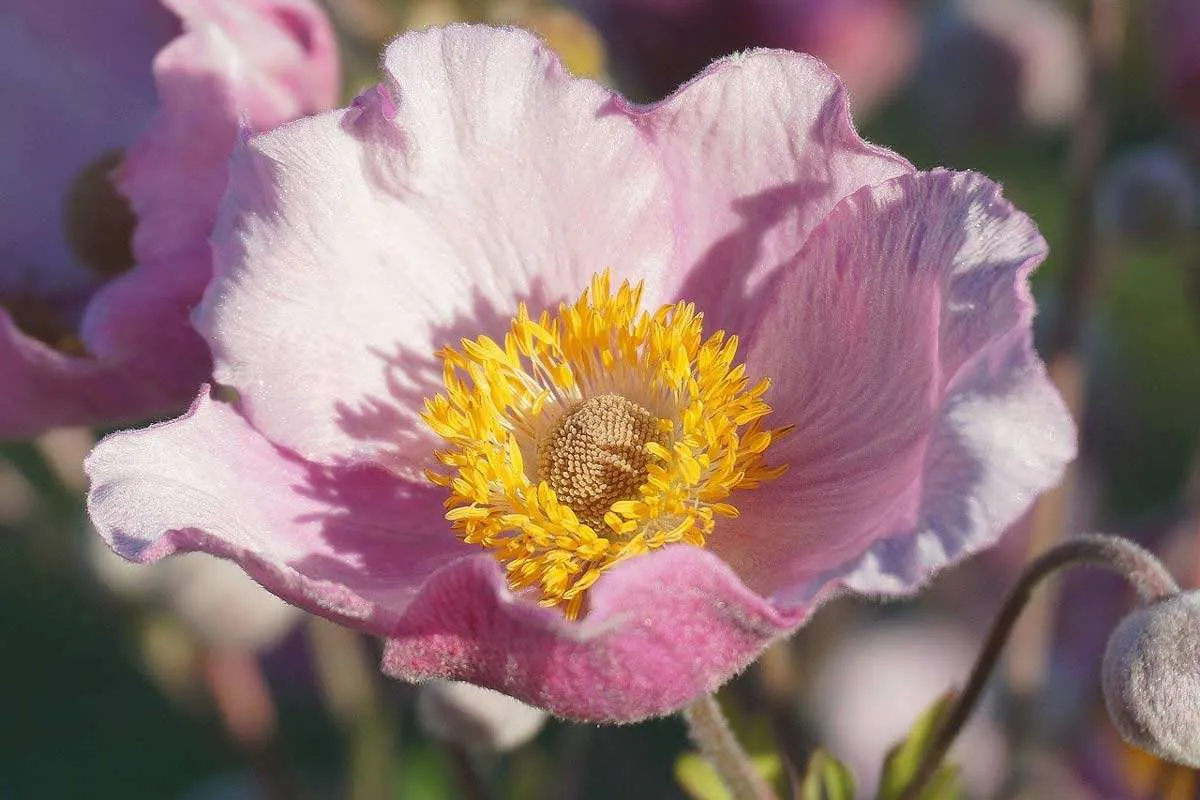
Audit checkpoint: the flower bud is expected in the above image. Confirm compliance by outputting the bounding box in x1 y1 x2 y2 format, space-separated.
1095 146 1198 244
1102 592 1200 768
417 680 547 753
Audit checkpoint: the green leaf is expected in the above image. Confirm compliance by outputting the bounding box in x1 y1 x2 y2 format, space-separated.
876 692 965 800
797 749 857 800
676 752 731 800
675 751 785 800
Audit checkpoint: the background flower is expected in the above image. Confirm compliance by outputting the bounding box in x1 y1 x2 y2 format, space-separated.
417 680 547 753
575 0 917 115
87 535 302 653
1157 0 1200 123
915 0 1086 145
810 617 1007 796
0 0 338 437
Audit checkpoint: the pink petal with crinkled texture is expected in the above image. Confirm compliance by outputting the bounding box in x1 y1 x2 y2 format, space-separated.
87 391 802 721
86 391 472 632
756 0 918 119
717 170 1075 603
199 25 673 475
639 48 914 336
382 545 798 722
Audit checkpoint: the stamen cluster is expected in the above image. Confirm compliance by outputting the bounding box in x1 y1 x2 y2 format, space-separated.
423 273 788 619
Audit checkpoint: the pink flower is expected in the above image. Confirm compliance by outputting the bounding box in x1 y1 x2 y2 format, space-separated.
811 619 1006 795
87 25 1075 722
751 0 918 117
0 0 338 437
579 0 916 115
916 0 1086 142
1157 0 1200 121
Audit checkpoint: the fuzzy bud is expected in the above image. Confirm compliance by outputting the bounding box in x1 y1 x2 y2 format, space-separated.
1095 146 1198 244
417 680 547 753
1102 591 1200 768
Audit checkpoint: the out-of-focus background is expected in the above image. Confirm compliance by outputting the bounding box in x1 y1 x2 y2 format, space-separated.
2 0 1199 797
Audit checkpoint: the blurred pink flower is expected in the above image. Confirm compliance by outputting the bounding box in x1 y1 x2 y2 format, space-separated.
0 0 338 437
87 25 1075 722
579 0 917 115
1157 0 1200 121
917 0 1085 143
87 535 301 652
812 619 1006 795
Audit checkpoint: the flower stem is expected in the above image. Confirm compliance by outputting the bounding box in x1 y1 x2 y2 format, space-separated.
1007 0 1126 705
682 693 777 800
446 742 492 800
898 534 1179 800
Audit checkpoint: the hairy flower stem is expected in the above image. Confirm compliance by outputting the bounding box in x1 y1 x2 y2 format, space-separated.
682 693 778 800
1007 0 1126 703
898 534 1179 800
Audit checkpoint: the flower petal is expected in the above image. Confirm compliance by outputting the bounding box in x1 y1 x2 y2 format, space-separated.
85 390 472 633
641 47 914 335
0 0 173 294
382 544 799 722
0 312 191 437
199 25 673 473
0 0 338 437
116 0 340 266
721 170 1075 603
87 389 802 721
85 0 339 361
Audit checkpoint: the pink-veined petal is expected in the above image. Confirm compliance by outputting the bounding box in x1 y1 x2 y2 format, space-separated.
721 170 1075 604
86 391 472 633
640 48 914 335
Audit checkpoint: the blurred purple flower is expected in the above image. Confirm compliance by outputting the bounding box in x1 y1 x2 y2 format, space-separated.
578 0 917 115
87 25 1074 722
0 0 338 437
916 0 1085 144
1095 145 1198 244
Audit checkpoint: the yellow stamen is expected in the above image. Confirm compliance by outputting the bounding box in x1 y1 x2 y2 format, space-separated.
422 271 788 620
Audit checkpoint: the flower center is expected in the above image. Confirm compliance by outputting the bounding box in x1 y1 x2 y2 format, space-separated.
423 272 789 620
538 393 661 530
0 293 87 355
64 150 136 280
2 151 136 355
